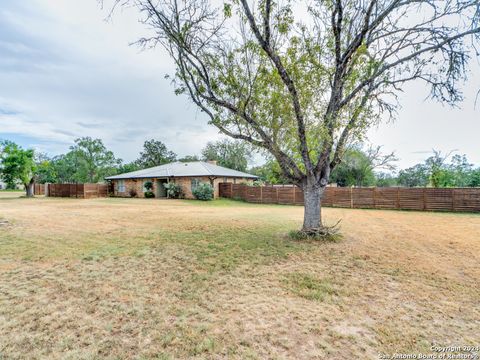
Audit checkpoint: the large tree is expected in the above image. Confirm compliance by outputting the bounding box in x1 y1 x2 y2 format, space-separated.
201 139 250 171
0 141 36 196
70 137 121 183
116 0 480 234
136 139 177 168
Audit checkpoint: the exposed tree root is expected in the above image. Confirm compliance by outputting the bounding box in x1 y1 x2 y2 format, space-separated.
289 219 342 242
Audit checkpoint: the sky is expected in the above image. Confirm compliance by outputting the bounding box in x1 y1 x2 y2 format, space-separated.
0 0 479 169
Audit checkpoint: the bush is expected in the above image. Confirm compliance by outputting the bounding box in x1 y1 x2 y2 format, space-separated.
144 191 155 198
252 180 265 187
144 181 153 191
129 188 138 198
192 183 213 201
163 182 183 199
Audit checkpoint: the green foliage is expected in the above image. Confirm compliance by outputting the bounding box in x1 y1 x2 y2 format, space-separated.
396 151 479 188
144 181 153 191
117 162 141 174
330 148 376 187
69 137 121 183
250 160 290 184
144 191 155 198
136 139 176 168
251 179 265 186
468 169 480 187
283 272 338 302
375 172 398 187
192 183 213 201
178 155 200 162
163 182 183 198
0 141 36 188
397 164 429 187
201 139 249 172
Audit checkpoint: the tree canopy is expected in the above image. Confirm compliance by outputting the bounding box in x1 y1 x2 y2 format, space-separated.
0 141 36 196
201 139 250 172
116 0 480 232
135 139 177 168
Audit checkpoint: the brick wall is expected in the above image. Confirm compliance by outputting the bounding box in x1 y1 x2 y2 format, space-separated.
113 178 159 198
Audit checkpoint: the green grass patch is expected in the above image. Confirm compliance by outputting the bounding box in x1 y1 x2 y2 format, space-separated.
283 272 338 302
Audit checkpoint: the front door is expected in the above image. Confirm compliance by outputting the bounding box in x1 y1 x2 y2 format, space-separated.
156 179 168 198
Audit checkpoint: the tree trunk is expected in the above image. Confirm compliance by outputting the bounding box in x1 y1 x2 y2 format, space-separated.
302 180 325 231
25 182 34 197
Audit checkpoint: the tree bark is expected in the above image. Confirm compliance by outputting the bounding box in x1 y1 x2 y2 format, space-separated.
25 179 34 197
302 180 325 231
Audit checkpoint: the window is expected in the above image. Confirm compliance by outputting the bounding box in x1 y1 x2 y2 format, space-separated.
118 180 125 192
191 178 201 191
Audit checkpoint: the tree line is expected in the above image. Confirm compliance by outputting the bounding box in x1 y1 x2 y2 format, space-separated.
1 136 479 197
0 137 251 195
251 148 480 188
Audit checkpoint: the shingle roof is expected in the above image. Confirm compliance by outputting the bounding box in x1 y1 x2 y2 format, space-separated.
105 161 258 180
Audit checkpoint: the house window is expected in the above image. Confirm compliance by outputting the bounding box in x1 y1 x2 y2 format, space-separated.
191 178 201 191
118 180 125 192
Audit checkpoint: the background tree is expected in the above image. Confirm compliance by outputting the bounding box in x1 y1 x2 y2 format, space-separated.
0 141 36 196
117 161 141 174
250 159 290 185
178 155 200 162
330 146 396 187
397 164 429 187
375 172 398 187
70 137 121 183
118 0 480 234
35 153 57 184
201 139 250 171
136 139 176 168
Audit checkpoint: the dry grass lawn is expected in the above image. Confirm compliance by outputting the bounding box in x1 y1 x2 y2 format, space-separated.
0 193 479 359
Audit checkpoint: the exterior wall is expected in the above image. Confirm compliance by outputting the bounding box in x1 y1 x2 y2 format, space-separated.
112 176 254 199
113 178 160 198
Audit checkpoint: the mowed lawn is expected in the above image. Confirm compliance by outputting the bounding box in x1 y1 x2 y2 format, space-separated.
1 193 479 359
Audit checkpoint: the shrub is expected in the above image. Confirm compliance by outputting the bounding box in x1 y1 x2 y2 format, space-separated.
144 191 155 198
143 181 153 191
128 188 138 198
252 180 265 187
163 182 183 199
192 183 213 201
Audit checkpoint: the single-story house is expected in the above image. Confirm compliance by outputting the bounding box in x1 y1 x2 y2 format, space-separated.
105 161 258 199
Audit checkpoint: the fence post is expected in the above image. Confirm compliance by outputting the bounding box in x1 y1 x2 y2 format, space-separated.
423 188 427 210
276 187 279 204
396 187 400 209
293 186 296 204
260 185 263 203
373 188 377 209
350 187 353 208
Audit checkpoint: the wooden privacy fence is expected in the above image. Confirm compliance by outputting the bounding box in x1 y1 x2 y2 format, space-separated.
46 183 108 198
33 184 46 195
219 183 480 212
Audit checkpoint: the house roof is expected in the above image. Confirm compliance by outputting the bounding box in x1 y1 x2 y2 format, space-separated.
105 161 258 180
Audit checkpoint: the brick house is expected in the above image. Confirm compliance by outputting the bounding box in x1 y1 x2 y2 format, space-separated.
105 161 257 199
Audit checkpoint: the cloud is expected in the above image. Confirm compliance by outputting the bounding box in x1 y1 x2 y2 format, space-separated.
0 0 221 162
0 0 479 169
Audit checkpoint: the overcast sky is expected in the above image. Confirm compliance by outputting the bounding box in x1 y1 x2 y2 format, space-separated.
1 0 479 169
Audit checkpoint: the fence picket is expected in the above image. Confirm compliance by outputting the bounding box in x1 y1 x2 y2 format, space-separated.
218 183 480 212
